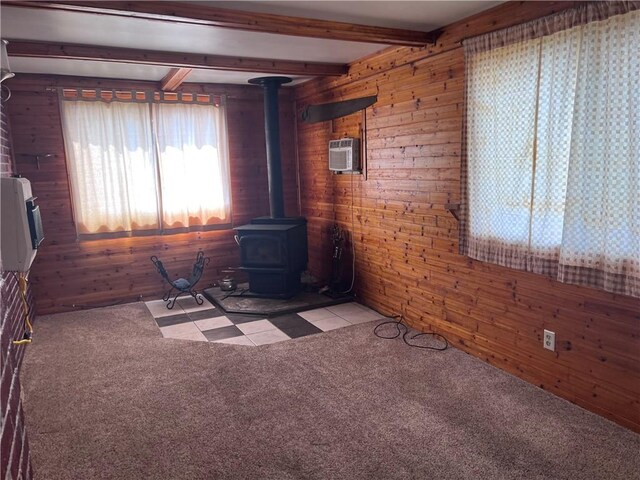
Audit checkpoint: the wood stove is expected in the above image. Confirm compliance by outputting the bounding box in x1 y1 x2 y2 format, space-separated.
235 76 308 298
236 217 307 297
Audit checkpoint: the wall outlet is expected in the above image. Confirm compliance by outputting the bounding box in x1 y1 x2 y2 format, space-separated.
543 329 555 351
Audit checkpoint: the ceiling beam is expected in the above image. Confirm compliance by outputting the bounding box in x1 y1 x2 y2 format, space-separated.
160 68 192 91
3 1 439 46
7 41 348 77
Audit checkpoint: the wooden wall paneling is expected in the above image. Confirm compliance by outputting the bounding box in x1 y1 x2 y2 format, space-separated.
295 1 582 101
6 74 299 314
294 1 640 432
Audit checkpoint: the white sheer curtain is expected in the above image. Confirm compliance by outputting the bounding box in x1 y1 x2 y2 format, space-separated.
153 103 231 229
461 5 639 297
60 101 160 235
61 96 232 238
558 10 639 294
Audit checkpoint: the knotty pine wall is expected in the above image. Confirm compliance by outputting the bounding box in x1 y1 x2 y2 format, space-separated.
294 1 640 431
6 75 299 314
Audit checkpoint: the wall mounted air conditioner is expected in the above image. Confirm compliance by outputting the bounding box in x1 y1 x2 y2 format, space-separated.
328 138 360 173
1 176 44 272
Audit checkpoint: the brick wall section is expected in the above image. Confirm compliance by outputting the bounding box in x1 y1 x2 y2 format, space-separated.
1 96 35 479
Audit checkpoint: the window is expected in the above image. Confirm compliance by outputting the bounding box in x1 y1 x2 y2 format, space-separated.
60 90 231 239
461 5 639 298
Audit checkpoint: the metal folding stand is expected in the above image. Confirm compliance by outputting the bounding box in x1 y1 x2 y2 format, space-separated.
150 251 210 309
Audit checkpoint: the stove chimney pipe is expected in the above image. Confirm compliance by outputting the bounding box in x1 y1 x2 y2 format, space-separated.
248 76 292 219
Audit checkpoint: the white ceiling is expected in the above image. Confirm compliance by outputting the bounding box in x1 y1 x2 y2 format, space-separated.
205 1 503 31
1 1 503 86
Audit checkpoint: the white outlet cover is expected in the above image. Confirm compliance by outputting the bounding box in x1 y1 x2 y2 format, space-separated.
543 329 556 351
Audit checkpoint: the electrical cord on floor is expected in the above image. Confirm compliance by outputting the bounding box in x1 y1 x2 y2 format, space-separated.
221 287 248 300
336 171 357 295
12 272 33 345
374 314 449 351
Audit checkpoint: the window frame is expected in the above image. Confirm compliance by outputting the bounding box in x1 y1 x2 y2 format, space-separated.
60 88 232 240
460 6 640 298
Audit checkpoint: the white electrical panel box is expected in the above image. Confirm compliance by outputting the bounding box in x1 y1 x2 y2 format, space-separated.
329 138 360 172
1 176 44 272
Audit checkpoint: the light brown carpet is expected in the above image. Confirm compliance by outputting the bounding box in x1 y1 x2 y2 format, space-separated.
22 303 640 480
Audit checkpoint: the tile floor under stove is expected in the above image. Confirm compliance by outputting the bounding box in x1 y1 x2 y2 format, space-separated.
145 295 386 346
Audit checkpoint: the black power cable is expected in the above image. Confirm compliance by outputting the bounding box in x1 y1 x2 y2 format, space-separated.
374 315 449 351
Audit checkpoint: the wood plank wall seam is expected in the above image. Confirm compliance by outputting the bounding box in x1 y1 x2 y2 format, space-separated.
6 76 300 314
293 1 640 432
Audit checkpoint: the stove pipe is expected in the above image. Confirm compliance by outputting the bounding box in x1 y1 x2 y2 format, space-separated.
248 76 292 219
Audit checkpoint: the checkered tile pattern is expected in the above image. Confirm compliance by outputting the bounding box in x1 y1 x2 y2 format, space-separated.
145 295 385 346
